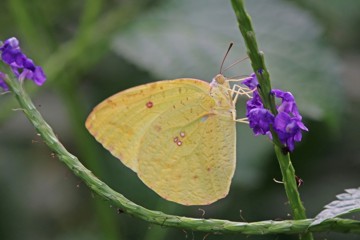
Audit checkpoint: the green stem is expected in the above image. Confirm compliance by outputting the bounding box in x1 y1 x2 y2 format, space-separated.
230 0 275 113
2 63 360 237
59 2 121 239
230 1 313 239
59 77 122 239
274 146 306 219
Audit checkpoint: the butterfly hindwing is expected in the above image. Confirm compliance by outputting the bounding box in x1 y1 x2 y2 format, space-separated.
137 102 236 205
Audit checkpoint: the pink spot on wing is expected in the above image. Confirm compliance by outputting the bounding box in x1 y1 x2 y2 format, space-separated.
173 136 183 146
146 101 153 108
180 131 185 138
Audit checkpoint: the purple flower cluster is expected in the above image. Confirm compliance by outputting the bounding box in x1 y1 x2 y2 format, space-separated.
0 37 46 91
243 73 308 151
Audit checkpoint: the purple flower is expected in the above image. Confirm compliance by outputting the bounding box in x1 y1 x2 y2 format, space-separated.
274 112 308 151
0 38 22 66
272 89 301 119
0 37 46 90
271 89 309 150
244 73 308 151
248 108 274 135
13 65 46 85
246 90 263 112
245 80 273 136
242 73 258 90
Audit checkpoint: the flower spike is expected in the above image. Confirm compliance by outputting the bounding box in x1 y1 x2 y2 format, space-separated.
0 37 46 91
243 73 308 151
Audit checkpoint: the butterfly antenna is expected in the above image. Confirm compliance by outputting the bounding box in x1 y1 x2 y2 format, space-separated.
222 56 249 73
219 42 234 74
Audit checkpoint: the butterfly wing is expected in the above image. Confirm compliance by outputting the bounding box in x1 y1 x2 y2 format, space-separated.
137 101 235 205
86 78 236 205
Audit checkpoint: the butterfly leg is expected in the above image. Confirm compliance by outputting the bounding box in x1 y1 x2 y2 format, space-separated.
229 84 255 104
235 117 249 123
225 77 255 98
229 108 248 123
235 84 254 100
226 83 254 124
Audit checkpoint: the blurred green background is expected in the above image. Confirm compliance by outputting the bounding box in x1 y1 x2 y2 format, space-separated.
0 0 359 239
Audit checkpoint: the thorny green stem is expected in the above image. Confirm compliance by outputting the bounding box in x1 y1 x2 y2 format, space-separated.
230 1 313 239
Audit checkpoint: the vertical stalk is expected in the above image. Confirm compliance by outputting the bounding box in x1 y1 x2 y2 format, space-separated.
230 1 313 239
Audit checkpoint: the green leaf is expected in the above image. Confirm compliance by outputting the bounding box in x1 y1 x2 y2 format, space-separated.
112 0 344 186
311 187 360 226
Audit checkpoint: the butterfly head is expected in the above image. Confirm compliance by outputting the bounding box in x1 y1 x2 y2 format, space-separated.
214 74 226 84
210 74 227 88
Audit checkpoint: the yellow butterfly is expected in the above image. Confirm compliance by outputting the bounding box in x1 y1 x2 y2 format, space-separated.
85 74 250 205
